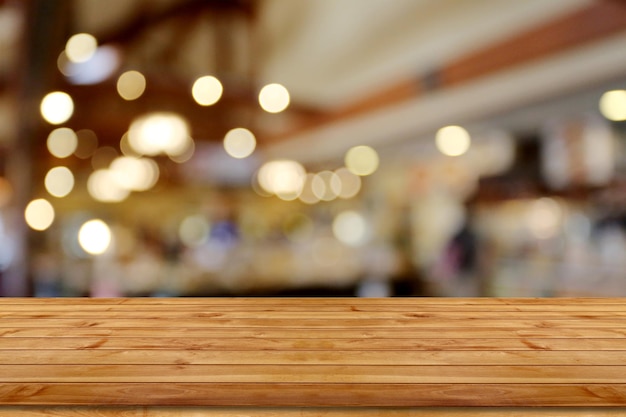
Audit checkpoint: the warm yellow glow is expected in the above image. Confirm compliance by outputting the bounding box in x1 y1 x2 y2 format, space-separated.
74 129 99 159
24 198 55 231
311 170 341 201
65 33 98 63
259 83 290 113
527 197 562 239
47 127 78 158
109 156 159 192
44 166 74 198
334 167 361 199
192 75 223 106
128 112 191 156
87 169 130 203
78 219 112 255
345 145 379 176
224 128 256 159
436 125 471 156
116 70 146 101
599 90 626 121
332 210 369 247
179 215 210 247
40 92 74 125
257 159 305 200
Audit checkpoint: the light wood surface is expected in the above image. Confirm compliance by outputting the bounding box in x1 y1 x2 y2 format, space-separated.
1 297 626 415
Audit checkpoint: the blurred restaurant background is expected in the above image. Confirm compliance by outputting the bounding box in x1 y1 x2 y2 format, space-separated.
1 0 626 297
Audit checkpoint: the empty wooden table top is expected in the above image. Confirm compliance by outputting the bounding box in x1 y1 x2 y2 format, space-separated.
1 297 626 416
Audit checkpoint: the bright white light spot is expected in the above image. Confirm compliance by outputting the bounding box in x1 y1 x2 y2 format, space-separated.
179 215 210 247
257 160 306 200
259 83 290 113
44 166 74 198
334 167 361 199
345 145 379 176
527 197 562 239
599 90 626 121
24 199 54 231
40 92 74 125
192 76 223 106
117 70 146 101
109 156 159 192
436 125 471 156
332 210 370 247
128 112 191 156
87 169 130 203
224 127 256 159
78 219 112 255
47 127 78 158
65 33 97 63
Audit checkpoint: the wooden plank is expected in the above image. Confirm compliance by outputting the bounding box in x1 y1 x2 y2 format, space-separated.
3 349 625 366
1 406 626 416
2 336 626 350
1 407 626 417
2 383 626 406
2 317 626 328
0 297 624 305
3 310 626 319
3 326 626 338
3 302 626 312
1 364 625 384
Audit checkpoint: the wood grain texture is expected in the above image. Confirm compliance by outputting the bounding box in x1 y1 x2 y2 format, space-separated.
1 297 626 411
2 407 626 416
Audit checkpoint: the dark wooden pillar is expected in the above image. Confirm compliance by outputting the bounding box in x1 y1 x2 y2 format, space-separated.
2 0 70 296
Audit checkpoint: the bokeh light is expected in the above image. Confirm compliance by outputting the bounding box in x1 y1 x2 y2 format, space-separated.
257 159 306 200
599 90 626 121
117 70 146 101
298 173 321 205
65 33 98 63
87 169 130 203
78 219 112 255
334 167 361 199
74 129 99 159
527 197 562 239
311 170 341 201
178 215 210 247
192 75 223 106
332 210 370 247
345 145 379 176
128 112 191 156
436 125 471 156
91 146 119 170
40 92 74 125
259 83 290 113
44 166 74 198
24 199 55 231
47 127 78 158
224 127 256 159
109 156 159 192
